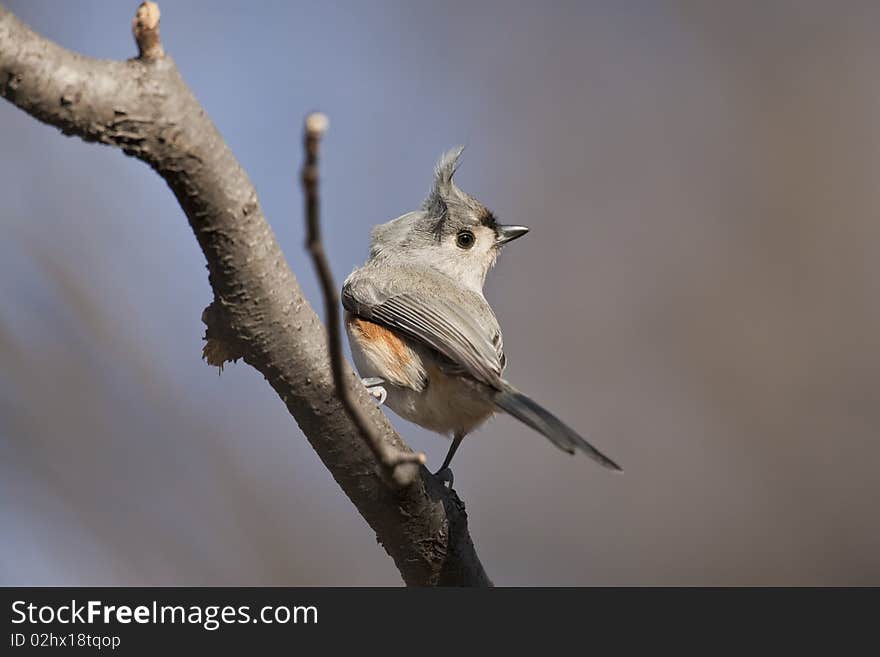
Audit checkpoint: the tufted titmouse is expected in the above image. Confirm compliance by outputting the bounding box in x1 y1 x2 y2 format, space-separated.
343 148 621 481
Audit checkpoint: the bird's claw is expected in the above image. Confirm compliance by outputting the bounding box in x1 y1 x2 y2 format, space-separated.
434 466 455 489
369 386 387 405
361 377 387 405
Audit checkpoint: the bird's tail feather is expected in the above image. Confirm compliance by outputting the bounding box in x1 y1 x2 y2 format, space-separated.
493 382 623 472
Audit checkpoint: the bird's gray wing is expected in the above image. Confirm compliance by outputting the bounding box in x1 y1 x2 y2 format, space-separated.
342 274 504 388
493 330 506 370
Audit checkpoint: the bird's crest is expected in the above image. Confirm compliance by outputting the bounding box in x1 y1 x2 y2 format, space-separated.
423 146 465 224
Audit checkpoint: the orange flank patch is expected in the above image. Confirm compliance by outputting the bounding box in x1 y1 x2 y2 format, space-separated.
347 315 418 385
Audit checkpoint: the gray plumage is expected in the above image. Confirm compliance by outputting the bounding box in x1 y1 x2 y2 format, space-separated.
343 147 622 473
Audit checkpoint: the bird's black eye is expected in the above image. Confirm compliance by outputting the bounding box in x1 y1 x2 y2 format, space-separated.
456 230 475 249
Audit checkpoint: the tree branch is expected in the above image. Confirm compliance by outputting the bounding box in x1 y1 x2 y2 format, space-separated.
0 2 491 586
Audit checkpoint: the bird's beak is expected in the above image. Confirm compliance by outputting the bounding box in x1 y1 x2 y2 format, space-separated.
496 225 529 246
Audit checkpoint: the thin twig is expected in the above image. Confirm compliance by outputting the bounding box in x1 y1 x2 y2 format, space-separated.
301 113 425 488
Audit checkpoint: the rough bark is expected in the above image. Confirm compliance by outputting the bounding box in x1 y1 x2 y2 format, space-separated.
0 3 490 586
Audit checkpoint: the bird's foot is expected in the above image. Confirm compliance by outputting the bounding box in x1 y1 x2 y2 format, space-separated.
433 466 455 490
361 377 387 405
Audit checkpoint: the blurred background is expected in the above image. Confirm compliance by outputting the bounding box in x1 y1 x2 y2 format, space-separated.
2 0 879 585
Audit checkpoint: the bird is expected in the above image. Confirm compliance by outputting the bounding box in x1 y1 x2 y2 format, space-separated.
342 147 621 484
